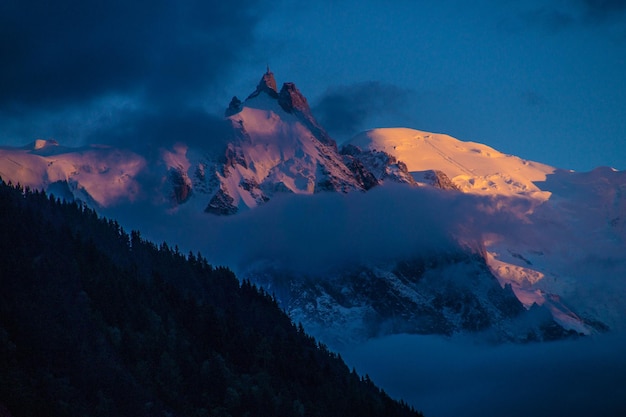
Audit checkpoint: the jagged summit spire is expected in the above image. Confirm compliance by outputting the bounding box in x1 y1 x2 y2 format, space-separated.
225 96 242 117
278 82 310 115
247 67 278 99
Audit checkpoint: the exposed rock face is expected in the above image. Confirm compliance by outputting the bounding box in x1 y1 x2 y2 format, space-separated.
222 143 247 171
341 144 416 186
344 157 379 190
247 68 278 99
415 170 460 191
225 96 242 117
168 167 192 204
278 82 311 114
205 188 238 215
278 82 336 147
246 251 576 347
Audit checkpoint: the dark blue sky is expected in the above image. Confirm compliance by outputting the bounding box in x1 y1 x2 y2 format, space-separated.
1 0 625 171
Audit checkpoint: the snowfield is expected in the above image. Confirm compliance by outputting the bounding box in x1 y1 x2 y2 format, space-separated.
349 128 554 200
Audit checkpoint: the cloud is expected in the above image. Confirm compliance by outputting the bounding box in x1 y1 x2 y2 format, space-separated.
104 182 539 279
85 105 234 156
106 184 460 275
580 0 626 21
312 82 412 138
508 0 626 35
100 176 626 416
343 332 626 417
0 0 266 146
0 0 262 108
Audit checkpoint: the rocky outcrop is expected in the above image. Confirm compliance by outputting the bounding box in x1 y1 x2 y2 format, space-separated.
247 252 578 347
415 170 459 191
205 188 238 215
246 68 278 99
278 82 311 114
225 96 242 117
341 144 416 186
168 166 192 204
344 157 379 190
278 81 336 147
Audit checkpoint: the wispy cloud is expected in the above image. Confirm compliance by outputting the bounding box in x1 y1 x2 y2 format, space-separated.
580 0 626 21
508 0 626 34
312 82 412 138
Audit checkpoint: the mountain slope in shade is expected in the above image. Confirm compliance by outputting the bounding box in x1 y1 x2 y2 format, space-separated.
247 250 576 347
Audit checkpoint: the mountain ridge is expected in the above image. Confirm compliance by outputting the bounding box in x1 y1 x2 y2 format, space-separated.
0 70 624 345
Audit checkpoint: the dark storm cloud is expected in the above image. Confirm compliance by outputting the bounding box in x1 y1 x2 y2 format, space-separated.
85 105 233 155
0 0 266 148
312 82 411 137
0 0 262 108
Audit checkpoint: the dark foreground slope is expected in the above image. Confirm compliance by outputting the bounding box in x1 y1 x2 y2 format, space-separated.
0 181 422 417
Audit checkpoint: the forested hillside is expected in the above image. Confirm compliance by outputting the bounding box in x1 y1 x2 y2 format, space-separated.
0 180 422 417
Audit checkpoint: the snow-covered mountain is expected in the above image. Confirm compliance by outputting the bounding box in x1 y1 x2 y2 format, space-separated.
0 139 146 207
348 128 554 200
1 70 624 346
204 69 367 214
0 71 458 214
247 250 578 347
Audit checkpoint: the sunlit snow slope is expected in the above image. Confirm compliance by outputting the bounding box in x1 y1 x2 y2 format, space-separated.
349 128 554 201
0 140 145 206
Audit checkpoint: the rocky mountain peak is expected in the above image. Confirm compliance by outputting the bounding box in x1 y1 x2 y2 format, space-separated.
278 82 311 115
225 96 243 117
33 139 59 150
247 67 278 99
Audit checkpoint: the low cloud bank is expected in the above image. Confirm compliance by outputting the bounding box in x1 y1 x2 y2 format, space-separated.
342 332 626 417
107 183 530 275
